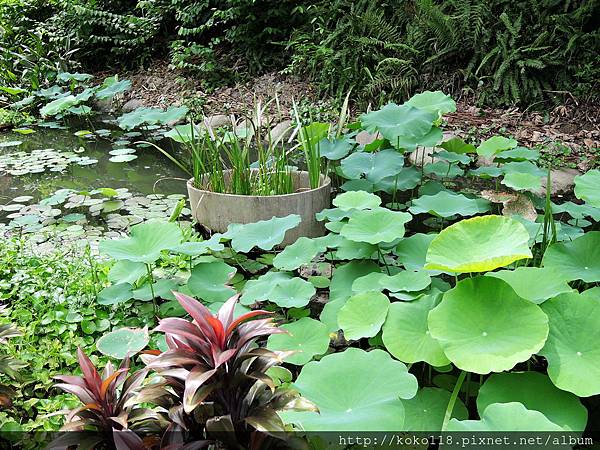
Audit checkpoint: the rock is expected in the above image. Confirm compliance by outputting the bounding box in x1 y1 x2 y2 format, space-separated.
409 146 436 166
121 99 145 113
203 114 231 129
355 130 380 146
268 120 293 143
534 168 580 196
93 98 113 113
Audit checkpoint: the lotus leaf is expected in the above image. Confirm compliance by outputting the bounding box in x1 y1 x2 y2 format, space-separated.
117 106 188 130
164 123 204 143
494 147 540 162
273 237 322 271
99 220 183 264
267 318 330 365
40 95 79 117
425 215 532 273
423 161 464 178
352 270 431 293
318 136 354 160
132 279 178 301
383 293 450 366
340 149 405 183
240 271 292 305
405 90 456 118
551 201 600 221
448 402 563 432
109 154 138 163
542 231 600 282
393 127 443 150
96 327 149 359
332 191 381 210
95 78 131 100
439 137 475 154
224 214 301 252
281 348 417 431
394 233 437 271
330 237 377 260
469 166 503 178
403 387 468 431
476 136 517 157
501 172 541 191
97 283 133 305
361 103 435 141
486 267 573 304
268 277 316 308
433 150 472 164
574 169 600 207
502 160 546 177
108 260 147 285
428 277 549 374
409 191 489 217
477 372 587 431
338 291 390 340
168 236 224 256
187 260 237 303
539 292 600 397
340 208 411 244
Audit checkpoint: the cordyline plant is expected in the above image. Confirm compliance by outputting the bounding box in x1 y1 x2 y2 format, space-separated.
139 292 315 449
53 349 162 448
0 320 25 408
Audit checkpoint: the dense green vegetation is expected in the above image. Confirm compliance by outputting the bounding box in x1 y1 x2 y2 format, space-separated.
1 0 598 106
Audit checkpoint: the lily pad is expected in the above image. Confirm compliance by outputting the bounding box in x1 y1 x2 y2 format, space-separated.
224 215 302 252
338 291 390 340
382 293 450 366
486 267 573 304
332 191 381 210
273 237 323 271
428 277 549 374
240 271 292 305
267 318 330 365
574 169 600 207
409 191 490 217
425 215 532 273
340 208 411 244
109 154 138 163
477 372 587 431
281 348 417 431
268 277 316 308
96 327 149 359
542 231 600 282
361 103 436 146
99 220 183 264
539 292 600 397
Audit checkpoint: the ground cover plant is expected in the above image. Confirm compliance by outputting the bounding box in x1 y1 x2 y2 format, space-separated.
0 89 599 448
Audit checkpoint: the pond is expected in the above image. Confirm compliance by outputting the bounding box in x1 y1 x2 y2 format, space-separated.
0 120 188 204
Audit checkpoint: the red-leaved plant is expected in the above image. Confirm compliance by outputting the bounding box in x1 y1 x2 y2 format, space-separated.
140 292 315 449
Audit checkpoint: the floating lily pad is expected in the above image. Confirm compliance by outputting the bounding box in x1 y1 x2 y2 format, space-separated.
542 231 600 282
409 191 490 217
338 291 390 340
425 215 532 273
109 154 138 163
383 293 450 366
428 277 549 374
267 318 330 365
477 372 587 431
539 292 600 397
281 348 417 431
96 327 149 359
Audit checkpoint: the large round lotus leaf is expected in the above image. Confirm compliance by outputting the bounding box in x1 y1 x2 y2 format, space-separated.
332 191 381 210
361 103 436 141
405 91 456 118
132 279 178 301
164 123 204 143
340 149 405 183
477 372 587 431
318 136 353 160
486 267 573 304
394 233 437 271
574 169 600 207
494 146 540 162
99 220 183 264
240 271 292 305
340 208 412 244
542 232 600 282
501 172 541 192
439 137 475 154
424 215 532 273
423 161 464 178
168 235 224 256
187 260 237 303
96 327 149 359
409 191 490 218
320 261 380 332
539 292 600 397
224 214 301 252
281 348 418 431
428 277 549 374
476 136 517 158
108 260 147 285
267 318 330 365
338 292 390 340
404 387 468 431
273 237 322 271
383 293 450 366
330 237 377 260
448 402 563 432
268 277 316 308
433 149 472 164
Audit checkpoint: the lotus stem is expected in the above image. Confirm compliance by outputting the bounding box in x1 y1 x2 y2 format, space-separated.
442 370 466 431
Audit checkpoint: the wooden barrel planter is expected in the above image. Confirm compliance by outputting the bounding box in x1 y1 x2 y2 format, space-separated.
187 170 331 246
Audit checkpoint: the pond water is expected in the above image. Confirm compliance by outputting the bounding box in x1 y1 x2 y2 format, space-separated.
0 120 188 206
